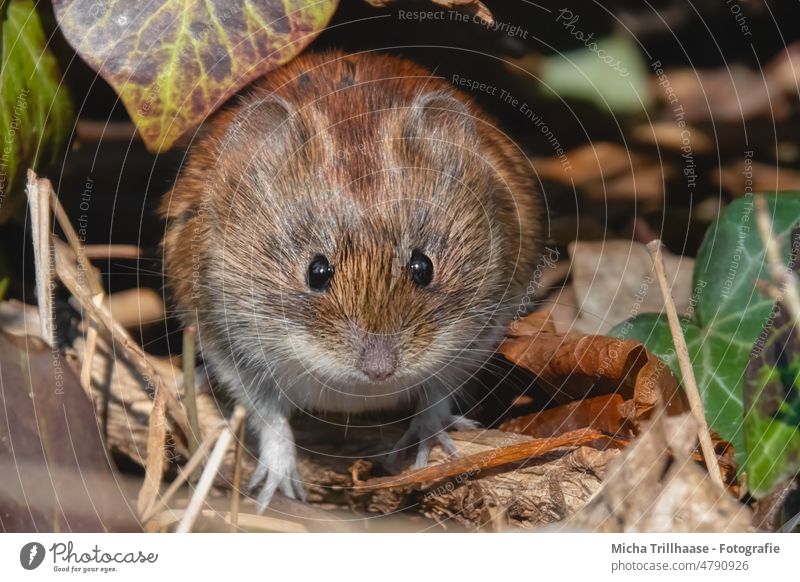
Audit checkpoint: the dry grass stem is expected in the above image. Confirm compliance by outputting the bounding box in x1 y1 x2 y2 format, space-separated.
138 383 168 517
83 244 142 260
53 241 189 435
646 240 725 489
176 406 247 533
229 415 247 532
41 172 106 394
25 171 55 346
140 419 227 524
47 183 103 296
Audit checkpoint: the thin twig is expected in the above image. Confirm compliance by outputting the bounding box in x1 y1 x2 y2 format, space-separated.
182 326 201 457
25 171 55 346
177 406 247 533
80 306 101 393
76 119 139 142
755 196 800 340
354 427 619 492
140 419 227 524
40 172 106 394
53 241 189 435
83 244 142 260
47 183 103 296
138 383 168 517
646 240 725 489
229 415 247 532
54 238 192 516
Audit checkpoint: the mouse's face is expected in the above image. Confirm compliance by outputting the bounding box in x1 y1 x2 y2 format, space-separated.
204 91 527 402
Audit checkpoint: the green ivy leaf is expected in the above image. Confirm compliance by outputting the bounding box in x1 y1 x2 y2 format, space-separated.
52 0 338 152
0 0 74 223
611 193 800 471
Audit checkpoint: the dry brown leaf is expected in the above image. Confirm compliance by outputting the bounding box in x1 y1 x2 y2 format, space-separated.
499 394 627 439
527 286 579 335
655 65 791 123
568 240 695 335
500 310 686 418
716 160 800 197
0 331 139 531
420 433 619 529
535 142 668 212
584 163 673 208
507 309 556 335
536 142 650 186
564 413 752 532
631 122 712 154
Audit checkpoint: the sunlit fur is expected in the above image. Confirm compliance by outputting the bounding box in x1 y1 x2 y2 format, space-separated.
161 51 542 503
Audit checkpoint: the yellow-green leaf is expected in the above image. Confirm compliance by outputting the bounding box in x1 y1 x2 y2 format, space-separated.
52 0 338 152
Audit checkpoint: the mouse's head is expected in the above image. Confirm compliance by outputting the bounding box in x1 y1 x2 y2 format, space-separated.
175 78 538 407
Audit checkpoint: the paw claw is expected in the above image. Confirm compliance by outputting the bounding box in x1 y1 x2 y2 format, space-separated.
390 422 465 470
250 421 306 511
413 440 433 469
450 415 481 431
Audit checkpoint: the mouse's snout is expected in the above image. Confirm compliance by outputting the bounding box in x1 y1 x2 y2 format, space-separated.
358 336 397 381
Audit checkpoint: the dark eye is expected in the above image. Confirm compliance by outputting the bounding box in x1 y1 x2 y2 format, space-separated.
409 249 433 287
308 255 333 291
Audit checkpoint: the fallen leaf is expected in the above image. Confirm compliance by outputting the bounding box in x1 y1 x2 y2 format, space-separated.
500 310 686 418
499 394 627 438
499 312 738 490
538 34 652 115
530 285 578 335
535 142 669 212
0 331 138 531
655 65 791 123
536 142 649 186
716 160 800 197
564 413 752 532
631 121 712 154
568 240 694 335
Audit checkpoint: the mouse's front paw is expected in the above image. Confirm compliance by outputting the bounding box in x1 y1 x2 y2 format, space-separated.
248 425 306 511
384 417 460 472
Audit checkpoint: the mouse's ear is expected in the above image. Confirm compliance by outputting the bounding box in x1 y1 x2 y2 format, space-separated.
401 90 478 146
220 93 311 156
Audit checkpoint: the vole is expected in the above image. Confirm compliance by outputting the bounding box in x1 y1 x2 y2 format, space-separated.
160 50 542 508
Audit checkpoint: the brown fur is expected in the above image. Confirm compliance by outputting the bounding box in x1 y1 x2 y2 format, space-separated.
161 49 543 504
162 50 541 372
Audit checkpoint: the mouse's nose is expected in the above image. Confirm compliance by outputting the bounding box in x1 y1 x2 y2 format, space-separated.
358 338 396 381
